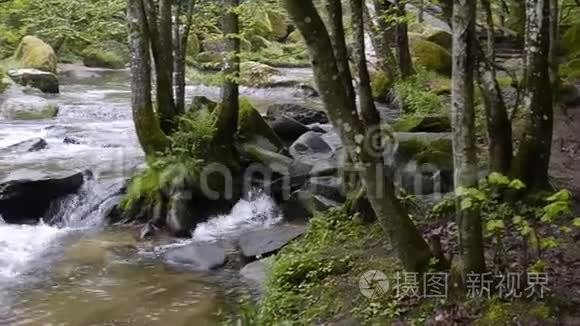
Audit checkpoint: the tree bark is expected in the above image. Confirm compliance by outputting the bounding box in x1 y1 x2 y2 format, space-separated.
127 0 169 156
395 1 414 79
452 0 486 274
283 0 434 273
476 0 513 175
364 2 396 82
215 0 240 145
351 0 381 127
512 0 553 189
154 0 177 133
174 0 196 115
325 0 356 107
372 0 399 80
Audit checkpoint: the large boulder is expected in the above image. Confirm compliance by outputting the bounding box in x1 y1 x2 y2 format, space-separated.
424 29 452 50
563 23 580 59
392 132 453 168
0 95 59 120
13 36 58 74
269 116 311 144
238 98 286 152
266 103 329 125
81 46 126 69
238 223 306 259
289 131 333 162
163 242 227 270
7 69 59 93
409 35 452 75
392 115 451 133
240 61 282 87
0 171 86 224
371 71 392 102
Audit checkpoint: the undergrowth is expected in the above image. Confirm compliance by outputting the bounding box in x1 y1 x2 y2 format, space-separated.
395 70 445 116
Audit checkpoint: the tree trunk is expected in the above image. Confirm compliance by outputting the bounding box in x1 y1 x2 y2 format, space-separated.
215 0 240 145
440 0 453 25
476 0 513 175
127 0 169 156
418 0 425 23
173 0 196 115
364 2 396 82
154 0 177 133
548 0 559 94
351 0 381 127
512 0 553 190
395 1 414 79
325 0 356 106
372 0 399 80
283 0 434 273
452 0 486 274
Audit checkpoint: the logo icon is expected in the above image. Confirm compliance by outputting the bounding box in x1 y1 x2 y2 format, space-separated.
359 270 389 299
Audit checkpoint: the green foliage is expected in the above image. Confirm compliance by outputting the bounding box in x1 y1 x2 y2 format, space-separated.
371 71 392 101
0 0 126 58
394 70 444 115
0 68 7 94
476 299 554 325
563 23 580 59
430 173 576 268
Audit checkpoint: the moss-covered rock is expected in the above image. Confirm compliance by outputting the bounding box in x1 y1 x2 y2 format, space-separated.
13 36 57 74
240 61 282 87
194 51 224 70
409 36 452 75
563 23 580 59
371 71 392 102
287 30 302 43
393 115 451 133
395 134 453 168
424 29 452 50
267 10 290 41
238 97 286 152
187 32 201 58
249 35 271 51
81 46 125 69
0 96 59 120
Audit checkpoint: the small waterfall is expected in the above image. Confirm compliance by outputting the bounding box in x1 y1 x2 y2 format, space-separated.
192 190 283 242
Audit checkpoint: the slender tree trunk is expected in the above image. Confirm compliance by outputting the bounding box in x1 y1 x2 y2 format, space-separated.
364 3 396 82
351 0 381 127
418 0 425 23
215 0 240 145
395 1 414 79
476 0 513 175
548 0 559 94
154 0 177 133
283 0 434 273
512 0 553 189
325 0 356 106
127 0 169 156
173 0 196 114
373 0 399 79
452 0 486 274
440 0 453 25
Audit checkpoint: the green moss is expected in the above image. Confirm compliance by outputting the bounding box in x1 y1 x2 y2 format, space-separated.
0 68 7 94
13 36 57 73
475 300 555 326
561 58 580 79
256 208 400 324
194 51 224 70
10 105 59 120
563 23 580 59
287 30 302 43
424 29 452 50
393 116 451 133
187 32 201 58
397 137 453 168
240 61 281 87
409 36 452 76
81 47 125 69
371 71 392 101
394 71 444 115
237 97 285 151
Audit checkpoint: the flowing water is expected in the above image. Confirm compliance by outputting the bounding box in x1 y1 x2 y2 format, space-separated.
0 64 319 325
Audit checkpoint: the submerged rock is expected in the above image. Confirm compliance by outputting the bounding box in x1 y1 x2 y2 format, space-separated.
163 242 227 270
5 137 48 152
240 259 268 288
270 116 311 144
0 95 59 120
0 171 86 224
7 69 59 93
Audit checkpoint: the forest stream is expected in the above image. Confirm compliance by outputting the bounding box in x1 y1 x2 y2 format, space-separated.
0 65 326 325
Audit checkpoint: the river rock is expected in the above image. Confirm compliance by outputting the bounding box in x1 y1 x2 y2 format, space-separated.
266 104 328 125
63 136 81 145
5 138 48 152
280 189 341 220
238 223 306 259
13 36 58 74
163 242 227 270
0 171 86 224
307 176 346 203
7 69 59 93
269 115 311 144
289 131 333 161
240 259 268 288
0 95 59 120
166 189 196 237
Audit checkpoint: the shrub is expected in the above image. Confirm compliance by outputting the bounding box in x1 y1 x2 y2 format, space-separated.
394 71 444 115
81 46 125 69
